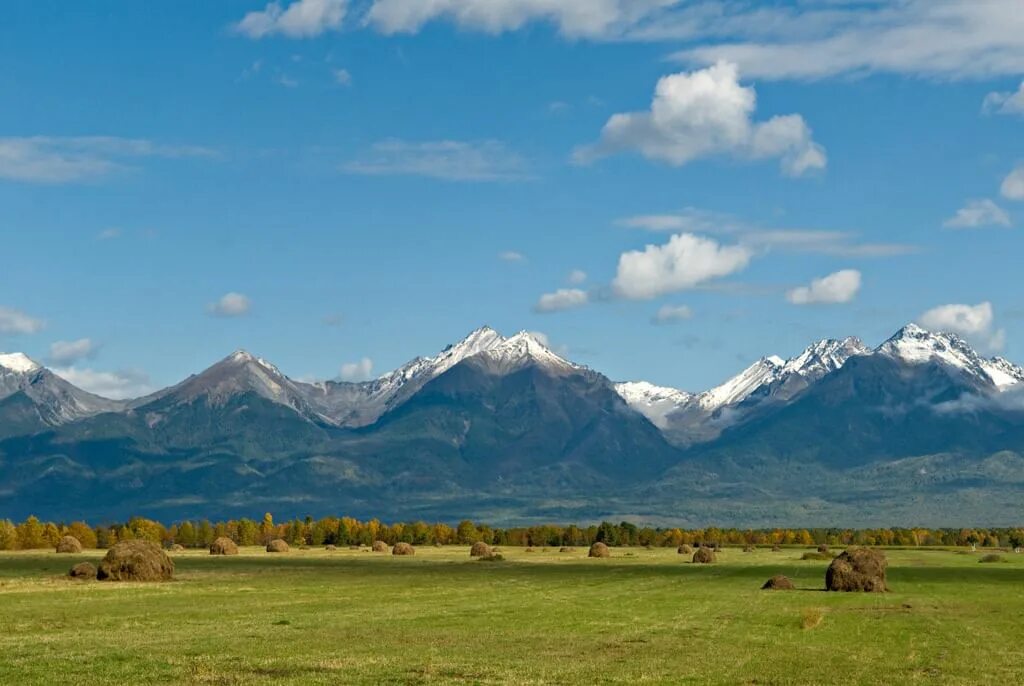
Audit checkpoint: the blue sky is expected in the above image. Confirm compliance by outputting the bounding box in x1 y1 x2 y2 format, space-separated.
1 0 1023 398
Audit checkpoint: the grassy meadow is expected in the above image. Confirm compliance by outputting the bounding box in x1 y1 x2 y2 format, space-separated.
1 545 1023 685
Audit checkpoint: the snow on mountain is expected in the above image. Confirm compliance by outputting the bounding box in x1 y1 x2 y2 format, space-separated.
0 352 41 374
697 356 786 411
0 352 123 425
469 330 580 375
613 381 693 429
877 324 1022 390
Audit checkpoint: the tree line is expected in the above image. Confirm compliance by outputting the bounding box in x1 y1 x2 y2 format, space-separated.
2 514 1023 551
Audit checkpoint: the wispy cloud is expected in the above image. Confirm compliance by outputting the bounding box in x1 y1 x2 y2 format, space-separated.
235 0 348 39
343 139 530 182
786 269 862 305
499 250 526 262
943 198 1012 229
982 81 1024 116
51 366 154 400
0 306 45 335
339 357 373 381
0 136 214 184
653 304 693 324
49 338 99 365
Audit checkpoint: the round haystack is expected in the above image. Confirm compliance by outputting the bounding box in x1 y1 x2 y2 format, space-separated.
525 547 536 553
692 547 716 564
825 547 887 592
325 545 337 551
372 540 389 553
470 541 492 557
210 537 239 555
170 544 185 552
761 575 795 590
68 562 96 579
677 544 693 555
817 544 830 553
559 546 575 553
743 545 755 553
266 539 290 553
96 540 174 582
979 553 1004 563
56 535 83 554
771 544 782 552
589 542 611 558
392 542 415 556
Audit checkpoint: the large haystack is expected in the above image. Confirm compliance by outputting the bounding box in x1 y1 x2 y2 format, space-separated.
825 548 887 592
817 544 830 553
761 575 795 590
170 544 185 552
692 547 716 564
470 542 492 557
56 535 83 554
97 540 174 582
589 542 611 558
68 562 96 579
266 539 290 553
372 540 389 553
392 542 415 556
677 544 693 555
210 537 239 555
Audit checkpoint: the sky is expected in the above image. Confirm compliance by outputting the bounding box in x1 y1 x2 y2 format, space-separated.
1 0 1024 398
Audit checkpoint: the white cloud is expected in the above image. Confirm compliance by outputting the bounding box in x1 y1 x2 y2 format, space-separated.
673 1 1024 80
786 269 861 305
574 62 825 177
919 301 1004 353
207 292 252 318
340 357 374 381
51 367 154 400
567 269 587 285
983 81 1024 116
499 251 525 262
333 68 353 86
0 136 213 184
0 306 45 335
235 0 347 39
97 228 122 240
943 199 1012 229
535 288 589 313
1002 165 1024 201
343 139 529 181
49 338 99 365
612 232 752 300
653 304 693 324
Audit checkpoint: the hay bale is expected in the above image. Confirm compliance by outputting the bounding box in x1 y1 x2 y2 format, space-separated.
589 542 610 558
743 545 755 553
677 544 693 555
170 544 185 552
68 562 96 580
771 544 782 552
693 547 716 564
825 547 887 592
56 535 83 554
372 540 388 553
478 553 505 562
817 544 830 553
761 575 795 590
559 546 575 553
392 542 415 556
210 537 239 555
325 545 337 551
979 553 1004 563
266 539 290 553
802 551 831 561
96 540 174 582
470 541 492 557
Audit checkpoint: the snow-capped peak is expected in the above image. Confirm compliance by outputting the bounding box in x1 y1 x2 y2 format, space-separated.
781 337 870 378
474 330 579 374
878 324 1023 390
698 356 784 410
0 352 41 374
613 381 693 429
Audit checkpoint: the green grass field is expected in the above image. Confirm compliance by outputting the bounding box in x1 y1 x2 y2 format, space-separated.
1 546 1023 685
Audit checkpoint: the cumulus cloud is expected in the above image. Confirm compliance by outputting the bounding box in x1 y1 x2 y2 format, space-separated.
983 81 1024 116
574 62 825 177
339 357 374 381
653 304 693 324
343 139 529 181
1002 165 1024 201
235 0 347 38
0 306 45 335
207 292 252 318
499 251 525 262
534 288 589 313
613 232 752 300
943 199 1012 229
49 338 99 365
0 136 213 184
51 367 154 400
332 68 353 86
920 301 1005 353
786 269 861 305
567 269 587 285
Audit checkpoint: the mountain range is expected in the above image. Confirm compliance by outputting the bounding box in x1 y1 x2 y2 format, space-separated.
2 324 1024 527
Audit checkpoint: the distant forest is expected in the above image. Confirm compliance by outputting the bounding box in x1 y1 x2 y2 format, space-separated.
2 514 1023 551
